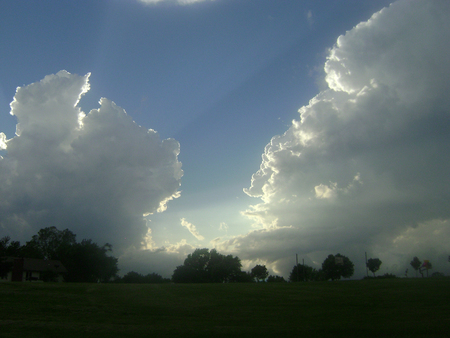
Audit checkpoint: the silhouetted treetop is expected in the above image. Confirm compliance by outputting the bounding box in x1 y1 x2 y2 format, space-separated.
321 254 354 281
172 248 242 283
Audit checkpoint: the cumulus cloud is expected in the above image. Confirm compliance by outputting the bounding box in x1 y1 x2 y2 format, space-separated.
180 218 205 241
0 71 183 256
224 0 450 278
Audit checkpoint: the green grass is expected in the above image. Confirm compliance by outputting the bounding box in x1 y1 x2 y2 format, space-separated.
1 278 449 337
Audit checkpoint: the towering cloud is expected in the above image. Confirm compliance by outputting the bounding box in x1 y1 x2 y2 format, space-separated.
180 218 205 241
0 71 182 254
221 0 450 277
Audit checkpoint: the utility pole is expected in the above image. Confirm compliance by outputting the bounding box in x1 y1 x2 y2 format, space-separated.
296 254 299 282
365 252 368 278
302 258 305 282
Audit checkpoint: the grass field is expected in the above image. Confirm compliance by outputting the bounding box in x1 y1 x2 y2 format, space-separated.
1 278 449 337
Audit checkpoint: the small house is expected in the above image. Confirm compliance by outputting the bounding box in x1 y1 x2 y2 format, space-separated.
0 257 67 282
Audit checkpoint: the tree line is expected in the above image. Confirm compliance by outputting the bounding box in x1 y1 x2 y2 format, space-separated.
1 227 444 283
1 227 118 282
170 250 356 283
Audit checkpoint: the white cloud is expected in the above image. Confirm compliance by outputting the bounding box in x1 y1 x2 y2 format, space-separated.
229 0 450 278
180 218 205 240
0 71 183 257
219 222 228 232
0 133 6 150
314 183 337 200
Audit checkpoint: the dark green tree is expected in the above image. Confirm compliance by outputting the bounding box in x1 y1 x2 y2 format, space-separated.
267 275 286 283
0 236 26 279
23 226 76 260
410 257 422 277
0 236 22 257
233 271 254 283
143 272 170 284
172 264 198 283
121 271 144 283
172 248 242 283
64 240 118 283
321 254 354 281
120 271 169 284
367 258 382 277
1 229 118 282
0 237 15 278
419 260 432 277
251 264 269 282
431 272 444 278
289 263 320 282
207 249 242 283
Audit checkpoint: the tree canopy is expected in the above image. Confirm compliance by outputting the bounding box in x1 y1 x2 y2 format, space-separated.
119 271 170 284
410 257 422 277
23 226 76 260
172 248 242 283
267 275 286 283
0 236 17 278
367 258 382 277
1 227 119 282
289 263 322 282
321 254 354 281
251 264 269 282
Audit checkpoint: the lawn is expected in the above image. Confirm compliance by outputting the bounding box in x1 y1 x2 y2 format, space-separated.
0 278 448 337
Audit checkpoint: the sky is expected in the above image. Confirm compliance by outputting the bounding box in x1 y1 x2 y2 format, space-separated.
1 0 449 279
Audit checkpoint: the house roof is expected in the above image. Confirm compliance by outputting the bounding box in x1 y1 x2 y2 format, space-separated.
22 258 67 273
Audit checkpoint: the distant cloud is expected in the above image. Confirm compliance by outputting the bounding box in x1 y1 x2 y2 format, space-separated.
0 71 183 255
181 218 205 240
219 222 228 232
226 0 450 278
138 0 215 5
306 10 313 26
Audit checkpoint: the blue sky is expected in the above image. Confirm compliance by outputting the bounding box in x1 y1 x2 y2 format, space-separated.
1 0 449 279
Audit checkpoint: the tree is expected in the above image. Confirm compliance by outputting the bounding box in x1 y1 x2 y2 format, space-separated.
431 272 444 278
0 236 22 257
207 249 242 283
0 228 119 282
233 271 254 283
419 260 432 278
119 271 170 284
289 264 321 282
321 254 354 281
23 226 76 260
20 227 119 282
251 265 269 282
172 248 242 283
410 257 422 277
267 275 286 283
143 272 170 284
0 236 22 279
366 258 382 277
121 271 144 283
63 240 119 283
